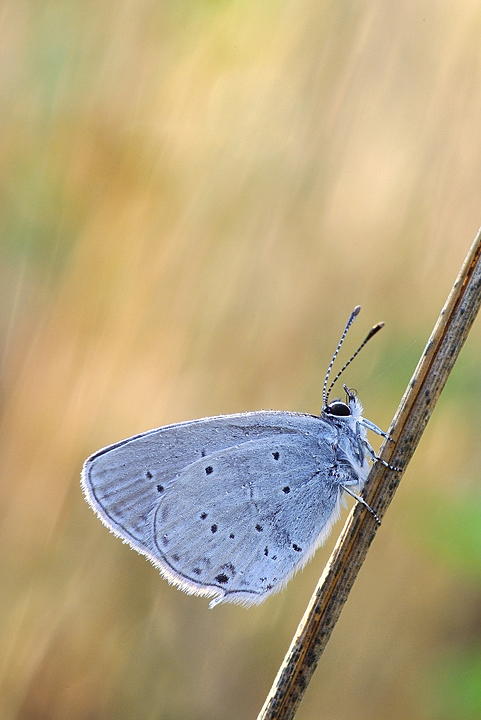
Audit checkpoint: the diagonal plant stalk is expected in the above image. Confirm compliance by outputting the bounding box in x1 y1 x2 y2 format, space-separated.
258 226 481 720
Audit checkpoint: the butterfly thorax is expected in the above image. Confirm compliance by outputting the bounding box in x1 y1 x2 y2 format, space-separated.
321 393 370 489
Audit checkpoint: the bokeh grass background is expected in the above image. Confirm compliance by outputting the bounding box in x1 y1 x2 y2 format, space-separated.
2 1 481 719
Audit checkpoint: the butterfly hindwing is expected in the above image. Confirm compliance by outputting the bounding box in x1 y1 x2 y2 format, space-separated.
153 433 347 605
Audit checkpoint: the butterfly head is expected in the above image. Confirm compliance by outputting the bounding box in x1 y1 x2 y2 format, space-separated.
323 385 363 422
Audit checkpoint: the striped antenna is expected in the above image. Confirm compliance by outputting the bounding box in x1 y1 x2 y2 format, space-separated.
323 311 385 406
322 306 361 407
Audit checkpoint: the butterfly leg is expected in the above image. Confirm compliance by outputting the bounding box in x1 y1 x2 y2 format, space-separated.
360 417 395 443
363 438 401 472
341 484 381 525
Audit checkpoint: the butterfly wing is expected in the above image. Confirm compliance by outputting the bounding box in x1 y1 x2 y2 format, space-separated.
82 411 318 544
82 411 359 606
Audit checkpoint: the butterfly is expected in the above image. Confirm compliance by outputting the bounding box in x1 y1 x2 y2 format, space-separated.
81 306 393 607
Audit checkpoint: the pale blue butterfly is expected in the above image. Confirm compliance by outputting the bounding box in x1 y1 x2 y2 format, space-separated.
81 306 393 607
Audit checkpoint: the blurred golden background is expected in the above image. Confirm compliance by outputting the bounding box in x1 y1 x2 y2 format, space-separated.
1 1 481 718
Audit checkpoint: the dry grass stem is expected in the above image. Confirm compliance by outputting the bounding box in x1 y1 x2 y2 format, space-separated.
258 226 481 720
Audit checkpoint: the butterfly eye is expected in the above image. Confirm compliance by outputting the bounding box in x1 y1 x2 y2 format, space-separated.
325 401 351 417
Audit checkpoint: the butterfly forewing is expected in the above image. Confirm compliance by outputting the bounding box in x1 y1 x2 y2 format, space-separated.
83 411 314 543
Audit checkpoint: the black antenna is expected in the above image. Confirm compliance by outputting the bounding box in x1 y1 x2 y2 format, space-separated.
322 306 361 407
325 321 384 403
322 307 385 407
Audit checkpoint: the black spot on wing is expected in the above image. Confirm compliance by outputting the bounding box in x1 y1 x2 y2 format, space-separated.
214 563 236 586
